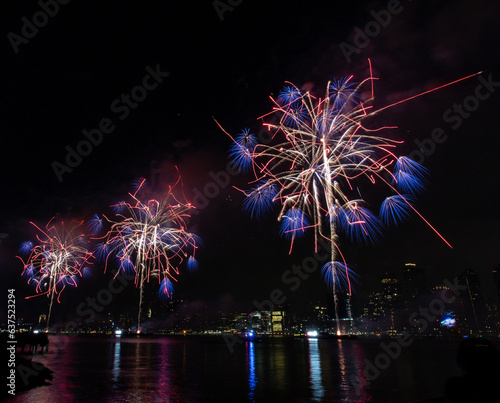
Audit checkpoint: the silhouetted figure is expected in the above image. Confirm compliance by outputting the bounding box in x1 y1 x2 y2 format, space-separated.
445 338 500 402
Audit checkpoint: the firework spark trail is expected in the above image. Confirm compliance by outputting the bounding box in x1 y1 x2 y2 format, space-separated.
91 175 200 333
225 67 477 335
17 218 93 330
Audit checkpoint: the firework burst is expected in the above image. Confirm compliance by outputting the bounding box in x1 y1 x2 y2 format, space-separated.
17 219 93 330
92 176 200 333
223 66 468 335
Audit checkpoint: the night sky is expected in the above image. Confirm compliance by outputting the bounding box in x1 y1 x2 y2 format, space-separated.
1 0 500 324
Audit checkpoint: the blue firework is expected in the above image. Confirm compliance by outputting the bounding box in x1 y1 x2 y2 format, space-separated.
115 252 135 274
282 104 308 128
314 109 338 139
19 241 34 255
58 274 78 287
243 181 277 219
112 201 127 214
131 177 148 193
277 86 303 106
94 242 111 262
82 266 92 278
380 195 414 227
182 234 202 257
87 214 103 235
328 77 360 110
280 208 310 240
184 233 203 247
343 205 383 244
22 265 36 278
393 156 429 195
158 278 174 301
187 256 198 272
321 261 359 291
329 204 346 229
229 129 258 173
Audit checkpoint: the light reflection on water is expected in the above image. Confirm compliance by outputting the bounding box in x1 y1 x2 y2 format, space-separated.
111 340 120 385
308 338 324 402
246 341 257 401
12 335 462 402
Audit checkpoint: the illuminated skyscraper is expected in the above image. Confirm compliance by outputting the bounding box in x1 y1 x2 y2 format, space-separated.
380 273 401 334
380 272 401 310
271 307 286 334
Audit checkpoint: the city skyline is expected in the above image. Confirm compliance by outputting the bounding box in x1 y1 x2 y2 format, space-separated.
6 258 500 337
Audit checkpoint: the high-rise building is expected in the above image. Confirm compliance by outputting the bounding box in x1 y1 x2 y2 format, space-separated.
380 272 402 334
260 311 272 333
485 303 500 337
271 308 286 334
38 314 47 329
458 268 486 334
492 265 500 301
313 305 329 322
365 292 384 322
380 272 401 310
401 263 427 304
118 313 133 331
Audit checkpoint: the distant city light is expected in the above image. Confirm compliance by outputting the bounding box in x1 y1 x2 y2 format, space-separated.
115 329 122 336
307 330 318 338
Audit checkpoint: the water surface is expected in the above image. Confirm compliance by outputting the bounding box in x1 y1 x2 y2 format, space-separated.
11 335 463 402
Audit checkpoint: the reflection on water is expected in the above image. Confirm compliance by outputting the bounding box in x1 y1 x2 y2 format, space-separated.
12 335 463 402
350 342 372 402
308 338 324 401
337 339 347 393
112 340 120 384
246 341 257 401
